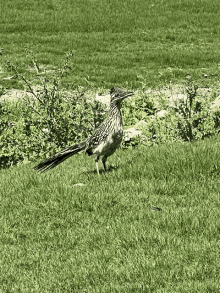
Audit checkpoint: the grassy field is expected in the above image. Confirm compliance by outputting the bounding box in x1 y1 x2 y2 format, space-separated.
1 135 220 292
1 0 220 89
1 0 220 291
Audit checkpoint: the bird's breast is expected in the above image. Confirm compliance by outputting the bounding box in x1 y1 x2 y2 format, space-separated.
92 120 123 157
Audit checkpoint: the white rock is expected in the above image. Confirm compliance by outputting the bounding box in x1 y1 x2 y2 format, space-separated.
156 110 168 118
210 95 220 112
133 120 148 129
124 128 142 142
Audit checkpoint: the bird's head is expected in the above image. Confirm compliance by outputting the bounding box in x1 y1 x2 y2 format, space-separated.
110 87 133 105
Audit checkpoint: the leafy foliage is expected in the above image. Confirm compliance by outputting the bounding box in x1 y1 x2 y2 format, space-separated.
123 76 220 146
0 51 106 168
1 50 220 168
122 92 156 125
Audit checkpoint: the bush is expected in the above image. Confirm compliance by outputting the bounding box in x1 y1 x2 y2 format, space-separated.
122 92 156 126
0 50 106 168
1 49 220 168
122 76 220 146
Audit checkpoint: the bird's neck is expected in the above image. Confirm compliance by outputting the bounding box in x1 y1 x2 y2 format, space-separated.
109 102 122 118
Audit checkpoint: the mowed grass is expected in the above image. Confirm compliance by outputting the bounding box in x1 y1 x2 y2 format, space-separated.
1 135 220 292
1 0 220 89
1 0 220 291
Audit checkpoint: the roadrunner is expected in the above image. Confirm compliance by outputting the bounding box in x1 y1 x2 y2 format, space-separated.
34 87 133 175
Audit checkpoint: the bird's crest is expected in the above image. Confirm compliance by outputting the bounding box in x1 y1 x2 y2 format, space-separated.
110 87 133 101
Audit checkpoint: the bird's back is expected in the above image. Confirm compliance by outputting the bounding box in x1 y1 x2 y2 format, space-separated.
85 104 123 157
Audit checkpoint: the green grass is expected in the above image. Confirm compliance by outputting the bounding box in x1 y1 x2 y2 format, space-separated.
1 0 220 89
1 135 220 292
1 0 220 291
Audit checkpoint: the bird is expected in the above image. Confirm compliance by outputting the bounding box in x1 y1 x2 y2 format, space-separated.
33 87 133 175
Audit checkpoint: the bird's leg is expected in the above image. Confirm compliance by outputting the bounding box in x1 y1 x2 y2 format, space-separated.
95 157 100 175
102 155 107 172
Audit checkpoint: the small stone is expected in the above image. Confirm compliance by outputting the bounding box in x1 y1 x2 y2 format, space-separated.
152 207 162 211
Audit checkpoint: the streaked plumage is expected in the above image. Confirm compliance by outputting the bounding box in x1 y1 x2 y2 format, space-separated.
34 87 133 175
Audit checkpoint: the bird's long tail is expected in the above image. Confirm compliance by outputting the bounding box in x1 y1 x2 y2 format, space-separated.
33 141 87 173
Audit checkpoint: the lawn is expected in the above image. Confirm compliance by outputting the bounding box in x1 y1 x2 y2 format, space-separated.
1 0 220 291
1 0 220 89
1 136 220 292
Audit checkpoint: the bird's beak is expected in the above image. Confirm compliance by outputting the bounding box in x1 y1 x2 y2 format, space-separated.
121 91 134 100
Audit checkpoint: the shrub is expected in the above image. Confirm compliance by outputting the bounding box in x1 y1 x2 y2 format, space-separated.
122 76 220 146
122 92 156 126
1 49 220 167
0 50 106 167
